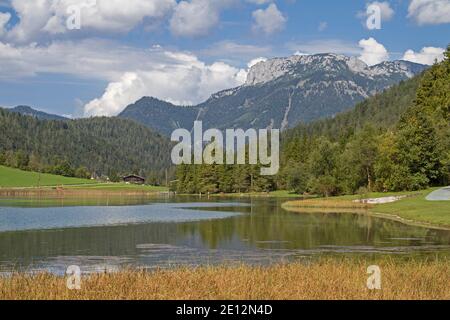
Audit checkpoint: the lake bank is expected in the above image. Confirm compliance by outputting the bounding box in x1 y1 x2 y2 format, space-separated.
282 188 450 230
0 184 169 197
1 259 448 300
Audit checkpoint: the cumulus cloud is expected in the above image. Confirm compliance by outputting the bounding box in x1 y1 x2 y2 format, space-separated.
169 0 233 37
6 0 176 43
84 72 147 116
402 47 445 65
408 0 450 25
0 39 247 115
252 3 286 35
85 59 246 116
358 37 389 66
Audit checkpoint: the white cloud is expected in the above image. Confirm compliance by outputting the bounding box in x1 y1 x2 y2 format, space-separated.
408 0 450 25
169 0 233 37
358 37 389 66
402 47 445 65
252 3 286 35
0 39 247 116
84 59 246 116
6 0 176 43
0 12 10 36
84 72 147 116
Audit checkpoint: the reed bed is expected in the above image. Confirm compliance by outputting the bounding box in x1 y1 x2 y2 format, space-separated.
1 259 448 300
283 199 372 210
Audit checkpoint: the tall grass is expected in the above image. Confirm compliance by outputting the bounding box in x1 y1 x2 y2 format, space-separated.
1 259 448 300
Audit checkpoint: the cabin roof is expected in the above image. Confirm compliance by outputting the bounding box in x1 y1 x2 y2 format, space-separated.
123 174 145 180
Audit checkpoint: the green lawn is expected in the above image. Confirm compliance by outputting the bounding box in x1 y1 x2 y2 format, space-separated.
0 165 96 188
371 189 450 228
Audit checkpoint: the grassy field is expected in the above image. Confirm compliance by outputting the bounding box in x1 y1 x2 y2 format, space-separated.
373 189 450 228
282 188 450 229
1 259 448 300
0 165 95 188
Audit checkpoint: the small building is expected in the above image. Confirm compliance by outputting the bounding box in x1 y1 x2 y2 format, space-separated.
122 174 145 185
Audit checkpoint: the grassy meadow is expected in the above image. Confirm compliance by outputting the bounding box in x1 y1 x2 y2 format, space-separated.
373 189 450 228
1 259 448 300
0 165 95 188
0 166 168 194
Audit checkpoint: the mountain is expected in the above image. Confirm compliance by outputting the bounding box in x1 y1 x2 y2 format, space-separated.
119 98 198 136
0 108 172 179
118 53 427 135
8 105 69 121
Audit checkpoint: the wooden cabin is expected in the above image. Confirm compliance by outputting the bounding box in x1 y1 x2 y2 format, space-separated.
122 174 145 185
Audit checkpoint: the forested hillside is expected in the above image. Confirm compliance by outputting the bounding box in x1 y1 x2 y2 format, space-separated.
175 47 450 195
283 73 423 140
0 111 172 183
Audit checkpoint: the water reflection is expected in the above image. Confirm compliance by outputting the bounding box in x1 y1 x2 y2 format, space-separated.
0 196 449 274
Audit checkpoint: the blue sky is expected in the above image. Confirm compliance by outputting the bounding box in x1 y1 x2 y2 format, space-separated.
0 0 448 117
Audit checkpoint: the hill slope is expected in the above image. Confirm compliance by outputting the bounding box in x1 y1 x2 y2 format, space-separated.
8 106 68 121
0 109 172 178
284 73 423 140
0 165 95 188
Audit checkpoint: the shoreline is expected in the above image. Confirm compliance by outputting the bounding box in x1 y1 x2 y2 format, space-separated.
0 186 170 197
282 189 450 230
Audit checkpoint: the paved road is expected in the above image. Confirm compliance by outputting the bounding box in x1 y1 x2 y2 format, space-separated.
426 187 450 201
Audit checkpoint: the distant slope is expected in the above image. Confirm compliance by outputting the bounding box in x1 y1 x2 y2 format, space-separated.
119 97 198 136
118 54 426 135
0 165 95 188
0 109 172 176
8 106 68 121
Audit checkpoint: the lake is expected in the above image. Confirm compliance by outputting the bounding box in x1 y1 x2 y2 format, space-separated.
0 196 449 274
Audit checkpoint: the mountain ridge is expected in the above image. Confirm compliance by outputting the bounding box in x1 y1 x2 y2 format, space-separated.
119 53 427 135
8 105 69 121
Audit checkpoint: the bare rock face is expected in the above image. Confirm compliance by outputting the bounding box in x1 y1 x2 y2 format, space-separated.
246 54 422 86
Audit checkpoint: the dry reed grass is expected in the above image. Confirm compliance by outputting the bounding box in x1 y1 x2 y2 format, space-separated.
283 199 372 210
1 259 448 300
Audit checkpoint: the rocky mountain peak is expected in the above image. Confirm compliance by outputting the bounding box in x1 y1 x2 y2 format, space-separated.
245 53 424 86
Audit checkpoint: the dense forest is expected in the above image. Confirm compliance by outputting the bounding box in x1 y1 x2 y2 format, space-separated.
175 46 450 195
0 113 173 184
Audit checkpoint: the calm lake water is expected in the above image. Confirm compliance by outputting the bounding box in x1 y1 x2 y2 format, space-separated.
0 196 449 274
